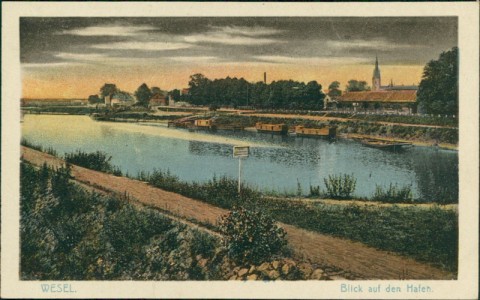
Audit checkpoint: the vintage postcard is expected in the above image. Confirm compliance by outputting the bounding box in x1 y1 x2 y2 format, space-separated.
2 2 478 299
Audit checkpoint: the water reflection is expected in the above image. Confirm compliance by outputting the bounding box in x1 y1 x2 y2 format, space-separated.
22 114 458 201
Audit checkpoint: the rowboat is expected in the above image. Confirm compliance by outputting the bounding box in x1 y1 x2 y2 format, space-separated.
360 138 412 151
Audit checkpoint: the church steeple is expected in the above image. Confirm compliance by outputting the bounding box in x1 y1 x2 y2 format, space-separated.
372 56 381 91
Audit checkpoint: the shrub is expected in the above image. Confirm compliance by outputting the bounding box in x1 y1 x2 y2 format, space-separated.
64 150 122 176
309 185 320 197
373 183 414 203
323 174 357 199
218 207 287 265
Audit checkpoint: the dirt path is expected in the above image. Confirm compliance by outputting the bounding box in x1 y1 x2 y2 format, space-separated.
21 146 454 280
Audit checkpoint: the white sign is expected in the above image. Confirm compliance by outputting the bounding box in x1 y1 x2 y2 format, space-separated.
233 146 249 158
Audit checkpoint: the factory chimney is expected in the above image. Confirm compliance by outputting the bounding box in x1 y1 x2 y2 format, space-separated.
264 72 267 84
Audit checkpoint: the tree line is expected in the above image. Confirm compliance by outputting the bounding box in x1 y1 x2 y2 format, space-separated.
86 47 458 115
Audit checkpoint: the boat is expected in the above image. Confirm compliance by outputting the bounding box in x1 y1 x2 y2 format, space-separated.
194 118 217 130
168 116 196 128
294 125 336 139
360 138 412 151
255 122 288 135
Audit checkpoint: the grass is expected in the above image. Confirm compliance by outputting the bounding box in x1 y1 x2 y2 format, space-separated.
21 143 458 272
137 168 457 272
19 162 225 280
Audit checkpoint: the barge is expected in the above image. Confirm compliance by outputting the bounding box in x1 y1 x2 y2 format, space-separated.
255 122 288 135
294 125 336 139
193 118 217 130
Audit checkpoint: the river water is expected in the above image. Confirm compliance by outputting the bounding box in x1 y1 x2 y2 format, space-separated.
22 114 458 202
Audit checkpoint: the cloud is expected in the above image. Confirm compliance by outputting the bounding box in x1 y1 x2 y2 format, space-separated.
60 25 155 36
168 56 219 62
184 33 280 45
55 53 108 61
22 62 81 68
327 39 423 51
211 25 285 37
183 25 284 45
91 41 193 51
253 55 370 65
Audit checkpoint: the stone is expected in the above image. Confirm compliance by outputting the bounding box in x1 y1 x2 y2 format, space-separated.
298 263 313 278
272 260 281 270
283 259 297 267
238 268 249 277
247 274 258 280
329 275 347 280
229 275 237 280
198 259 208 268
248 266 256 274
258 262 271 272
310 269 324 280
267 270 280 280
281 264 291 275
233 266 241 274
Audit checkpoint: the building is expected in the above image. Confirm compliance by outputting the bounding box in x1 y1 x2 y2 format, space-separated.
149 93 167 108
337 90 417 113
335 57 418 113
106 92 135 107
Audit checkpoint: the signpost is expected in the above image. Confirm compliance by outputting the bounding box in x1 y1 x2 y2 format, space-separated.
233 146 250 194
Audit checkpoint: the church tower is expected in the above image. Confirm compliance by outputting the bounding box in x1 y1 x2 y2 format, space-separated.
372 56 381 91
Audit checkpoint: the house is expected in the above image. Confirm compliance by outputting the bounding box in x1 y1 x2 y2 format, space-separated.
337 90 417 113
108 92 135 107
149 93 167 108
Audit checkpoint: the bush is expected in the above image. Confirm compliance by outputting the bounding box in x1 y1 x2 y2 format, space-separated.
323 174 357 199
373 183 414 203
64 150 122 176
218 207 287 265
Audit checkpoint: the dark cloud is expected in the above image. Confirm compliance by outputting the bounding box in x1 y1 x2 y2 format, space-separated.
20 17 457 66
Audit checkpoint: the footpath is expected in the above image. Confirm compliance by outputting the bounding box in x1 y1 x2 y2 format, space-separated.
21 146 455 280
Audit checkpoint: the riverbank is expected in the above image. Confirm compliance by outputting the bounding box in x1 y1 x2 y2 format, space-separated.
25 108 458 149
20 145 457 278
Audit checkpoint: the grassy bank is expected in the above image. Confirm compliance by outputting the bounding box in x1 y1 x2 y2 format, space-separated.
214 114 458 146
21 143 458 272
252 110 458 127
138 169 458 272
20 162 225 280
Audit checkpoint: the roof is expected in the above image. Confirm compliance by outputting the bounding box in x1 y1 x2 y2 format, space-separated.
111 92 134 102
150 93 167 100
338 90 416 103
382 85 418 91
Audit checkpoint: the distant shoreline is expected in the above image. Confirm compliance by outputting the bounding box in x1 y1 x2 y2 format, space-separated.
22 110 458 151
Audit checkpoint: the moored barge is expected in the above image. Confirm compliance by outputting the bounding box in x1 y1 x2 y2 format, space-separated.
294 125 336 139
255 122 288 135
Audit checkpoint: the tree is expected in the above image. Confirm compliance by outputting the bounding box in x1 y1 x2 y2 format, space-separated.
328 81 342 98
168 89 181 101
99 84 118 98
417 47 458 115
346 80 369 92
151 87 162 95
88 95 102 104
134 83 152 107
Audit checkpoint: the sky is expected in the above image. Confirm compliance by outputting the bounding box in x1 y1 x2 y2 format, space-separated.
20 17 457 99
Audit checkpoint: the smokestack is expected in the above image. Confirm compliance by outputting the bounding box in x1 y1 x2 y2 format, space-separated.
264 72 267 84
